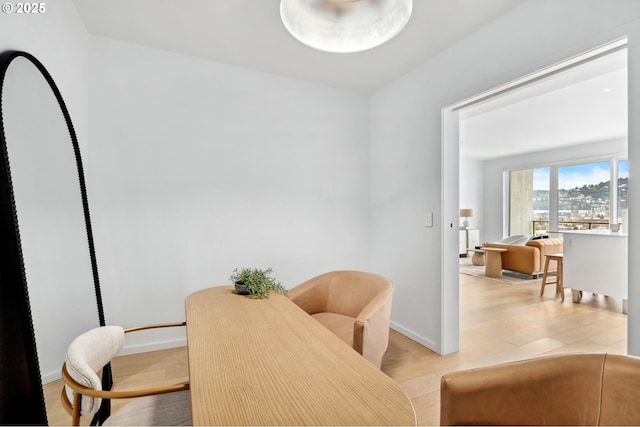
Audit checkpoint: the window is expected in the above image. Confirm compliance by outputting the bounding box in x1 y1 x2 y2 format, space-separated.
618 159 628 226
533 167 550 235
558 161 610 230
509 167 549 235
509 159 627 235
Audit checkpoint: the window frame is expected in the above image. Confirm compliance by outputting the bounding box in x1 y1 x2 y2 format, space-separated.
506 156 628 235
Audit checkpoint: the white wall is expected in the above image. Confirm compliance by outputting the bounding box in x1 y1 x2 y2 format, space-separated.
460 156 483 237
0 0 88 153
88 37 371 350
483 138 627 242
370 0 640 354
4 0 640 377
0 1 95 382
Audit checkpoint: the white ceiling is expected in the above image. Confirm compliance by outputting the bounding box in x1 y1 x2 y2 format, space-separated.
459 49 628 160
72 1 627 160
72 0 525 94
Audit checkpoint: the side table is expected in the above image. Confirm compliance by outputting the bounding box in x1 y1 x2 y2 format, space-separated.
482 247 507 278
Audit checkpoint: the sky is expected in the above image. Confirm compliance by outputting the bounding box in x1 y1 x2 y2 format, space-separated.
533 160 628 191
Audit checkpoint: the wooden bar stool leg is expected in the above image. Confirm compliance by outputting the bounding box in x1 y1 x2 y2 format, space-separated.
540 256 551 296
558 258 564 302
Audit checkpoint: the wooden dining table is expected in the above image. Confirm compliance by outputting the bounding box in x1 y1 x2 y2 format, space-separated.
185 286 416 426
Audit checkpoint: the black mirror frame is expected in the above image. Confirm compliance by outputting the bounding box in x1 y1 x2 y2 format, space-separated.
0 50 108 424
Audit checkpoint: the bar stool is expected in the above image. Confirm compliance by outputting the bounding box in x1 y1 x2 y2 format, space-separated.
540 253 564 302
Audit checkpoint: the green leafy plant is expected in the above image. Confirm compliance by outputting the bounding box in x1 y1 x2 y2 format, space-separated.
230 267 287 299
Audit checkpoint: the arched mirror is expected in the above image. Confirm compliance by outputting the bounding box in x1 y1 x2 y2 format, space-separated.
0 51 106 424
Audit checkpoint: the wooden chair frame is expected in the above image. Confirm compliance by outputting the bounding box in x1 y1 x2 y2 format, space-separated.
61 322 189 426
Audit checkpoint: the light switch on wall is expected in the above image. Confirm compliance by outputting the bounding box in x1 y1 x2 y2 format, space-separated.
424 212 433 227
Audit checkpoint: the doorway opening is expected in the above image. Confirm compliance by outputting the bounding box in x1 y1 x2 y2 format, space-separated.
442 38 628 355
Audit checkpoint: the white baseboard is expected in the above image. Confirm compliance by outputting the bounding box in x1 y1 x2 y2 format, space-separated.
44 329 434 384
390 321 440 354
41 338 188 385
118 338 188 356
42 370 62 385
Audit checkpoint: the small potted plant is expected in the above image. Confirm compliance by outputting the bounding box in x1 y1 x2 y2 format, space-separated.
230 267 287 299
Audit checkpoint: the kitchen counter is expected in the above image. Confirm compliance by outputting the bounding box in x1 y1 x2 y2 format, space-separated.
560 230 627 313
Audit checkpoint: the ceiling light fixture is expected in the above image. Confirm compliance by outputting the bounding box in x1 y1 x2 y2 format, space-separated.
280 0 413 53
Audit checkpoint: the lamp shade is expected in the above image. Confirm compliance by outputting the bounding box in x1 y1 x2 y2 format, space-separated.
280 0 413 53
459 209 473 218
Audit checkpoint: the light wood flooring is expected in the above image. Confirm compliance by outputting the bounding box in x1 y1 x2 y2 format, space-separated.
44 271 627 426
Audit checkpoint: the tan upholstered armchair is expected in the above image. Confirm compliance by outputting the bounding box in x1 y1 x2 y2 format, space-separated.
440 353 640 426
287 270 393 368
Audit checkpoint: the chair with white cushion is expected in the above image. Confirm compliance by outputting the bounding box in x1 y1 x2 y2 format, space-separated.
61 323 191 426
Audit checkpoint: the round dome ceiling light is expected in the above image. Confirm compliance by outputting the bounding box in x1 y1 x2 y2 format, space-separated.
280 0 413 53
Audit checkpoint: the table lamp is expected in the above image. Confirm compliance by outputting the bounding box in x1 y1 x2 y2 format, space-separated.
460 209 473 229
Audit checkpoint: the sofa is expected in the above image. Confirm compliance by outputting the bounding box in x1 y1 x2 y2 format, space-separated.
482 238 563 278
440 353 640 426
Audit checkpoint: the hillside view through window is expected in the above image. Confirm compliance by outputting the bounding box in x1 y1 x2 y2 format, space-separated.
511 159 628 235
